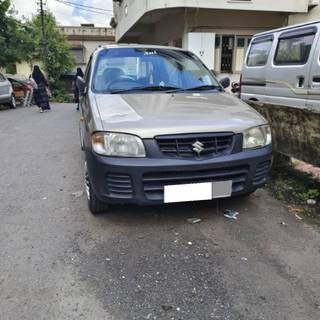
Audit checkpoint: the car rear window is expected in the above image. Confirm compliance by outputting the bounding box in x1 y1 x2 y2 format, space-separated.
247 38 273 67
274 33 315 65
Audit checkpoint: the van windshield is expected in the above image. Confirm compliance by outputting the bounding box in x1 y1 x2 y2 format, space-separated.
92 48 221 94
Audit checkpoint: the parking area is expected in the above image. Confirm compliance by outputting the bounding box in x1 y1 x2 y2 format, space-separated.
0 104 319 320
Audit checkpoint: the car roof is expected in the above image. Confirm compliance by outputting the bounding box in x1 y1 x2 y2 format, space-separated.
254 20 320 38
95 43 186 53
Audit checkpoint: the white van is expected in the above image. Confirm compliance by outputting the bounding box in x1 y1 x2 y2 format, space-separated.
241 21 320 110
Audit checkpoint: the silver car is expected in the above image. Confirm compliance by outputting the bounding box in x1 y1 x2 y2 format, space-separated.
0 73 16 109
77 45 272 214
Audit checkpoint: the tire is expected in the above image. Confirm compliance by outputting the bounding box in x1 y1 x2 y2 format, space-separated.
84 162 109 214
8 94 16 109
234 190 256 198
273 151 291 169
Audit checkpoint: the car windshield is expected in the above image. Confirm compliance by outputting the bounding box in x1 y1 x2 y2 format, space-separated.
92 48 221 93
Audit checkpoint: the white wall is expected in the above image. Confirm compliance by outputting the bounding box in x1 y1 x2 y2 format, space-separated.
16 61 42 78
114 0 309 41
288 5 320 24
137 9 287 44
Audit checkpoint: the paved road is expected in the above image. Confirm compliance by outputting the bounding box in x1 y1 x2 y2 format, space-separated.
0 104 320 320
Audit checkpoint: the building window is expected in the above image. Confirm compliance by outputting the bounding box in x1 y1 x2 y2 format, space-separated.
215 36 221 48
71 48 84 64
174 39 182 48
237 38 245 48
247 39 273 67
274 34 315 65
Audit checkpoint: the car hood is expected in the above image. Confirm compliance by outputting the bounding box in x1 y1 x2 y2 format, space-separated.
94 92 266 139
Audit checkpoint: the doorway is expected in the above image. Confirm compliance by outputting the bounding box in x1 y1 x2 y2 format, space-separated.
221 36 234 72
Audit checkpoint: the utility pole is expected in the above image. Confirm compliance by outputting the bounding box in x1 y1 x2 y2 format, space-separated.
38 0 48 76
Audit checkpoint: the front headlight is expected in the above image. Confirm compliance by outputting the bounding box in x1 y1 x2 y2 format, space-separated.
92 132 146 157
243 125 272 149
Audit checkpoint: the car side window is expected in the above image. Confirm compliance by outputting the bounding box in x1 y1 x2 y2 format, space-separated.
247 39 273 67
84 57 92 85
0 74 5 81
274 33 315 65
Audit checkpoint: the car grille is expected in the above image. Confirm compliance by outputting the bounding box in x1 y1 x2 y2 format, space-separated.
106 173 133 198
253 161 271 186
143 166 249 200
155 133 234 158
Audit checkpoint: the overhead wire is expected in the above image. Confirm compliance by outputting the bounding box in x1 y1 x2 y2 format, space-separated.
54 0 113 16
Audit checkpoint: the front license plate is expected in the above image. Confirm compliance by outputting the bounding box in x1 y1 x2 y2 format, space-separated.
164 182 212 204
164 181 233 204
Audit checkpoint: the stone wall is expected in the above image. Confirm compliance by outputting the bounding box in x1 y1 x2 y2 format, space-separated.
249 102 320 166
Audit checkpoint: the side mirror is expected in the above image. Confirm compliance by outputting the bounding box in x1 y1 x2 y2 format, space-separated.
76 76 86 95
219 77 230 89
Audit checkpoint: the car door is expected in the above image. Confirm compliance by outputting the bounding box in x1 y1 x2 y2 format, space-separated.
188 32 215 70
80 57 93 149
0 73 11 101
264 26 317 108
306 29 320 110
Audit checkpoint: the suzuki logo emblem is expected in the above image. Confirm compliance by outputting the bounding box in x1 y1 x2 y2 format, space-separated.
192 141 205 155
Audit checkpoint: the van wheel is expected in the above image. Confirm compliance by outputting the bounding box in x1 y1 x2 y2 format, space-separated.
8 95 16 109
84 162 109 214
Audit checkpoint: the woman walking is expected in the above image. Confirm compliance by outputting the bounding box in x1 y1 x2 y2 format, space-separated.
32 66 51 113
74 68 84 111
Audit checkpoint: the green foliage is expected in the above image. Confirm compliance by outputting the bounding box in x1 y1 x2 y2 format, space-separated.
0 0 35 68
29 13 75 85
51 84 73 103
267 164 320 225
0 2 74 101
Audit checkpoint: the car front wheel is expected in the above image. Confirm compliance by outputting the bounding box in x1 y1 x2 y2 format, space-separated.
84 162 109 214
8 94 16 109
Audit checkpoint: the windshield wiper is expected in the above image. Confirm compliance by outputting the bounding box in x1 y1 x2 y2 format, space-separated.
110 85 182 94
184 85 222 91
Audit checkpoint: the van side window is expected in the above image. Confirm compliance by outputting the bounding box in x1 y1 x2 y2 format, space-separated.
274 33 315 65
247 39 273 67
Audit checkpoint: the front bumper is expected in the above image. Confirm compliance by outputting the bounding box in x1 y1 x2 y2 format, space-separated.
85 144 272 205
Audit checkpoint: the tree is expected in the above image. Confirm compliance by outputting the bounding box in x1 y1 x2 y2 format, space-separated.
0 2 74 99
0 0 35 68
29 12 75 89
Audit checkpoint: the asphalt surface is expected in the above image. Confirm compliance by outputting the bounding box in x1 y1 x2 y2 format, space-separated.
0 103 320 320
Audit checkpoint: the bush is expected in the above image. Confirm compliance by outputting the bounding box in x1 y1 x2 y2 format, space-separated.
51 88 73 103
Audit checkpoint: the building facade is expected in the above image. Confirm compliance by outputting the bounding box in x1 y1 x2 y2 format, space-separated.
59 24 115 70
112 0 319 74
289 1 320 24
15 24 115 78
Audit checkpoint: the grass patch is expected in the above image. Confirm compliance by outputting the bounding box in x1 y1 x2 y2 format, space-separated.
266 163 320 227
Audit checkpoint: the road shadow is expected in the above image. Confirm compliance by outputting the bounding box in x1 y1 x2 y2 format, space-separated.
89 194 256 229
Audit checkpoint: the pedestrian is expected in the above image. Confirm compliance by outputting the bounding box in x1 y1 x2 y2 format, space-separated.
32 65 51 113
74 67 84 111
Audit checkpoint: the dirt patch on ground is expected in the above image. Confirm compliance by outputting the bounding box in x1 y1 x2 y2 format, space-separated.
266 163 320 228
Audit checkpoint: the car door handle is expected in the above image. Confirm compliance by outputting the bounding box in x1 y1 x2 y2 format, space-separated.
297 76 304 88
312 76 320 88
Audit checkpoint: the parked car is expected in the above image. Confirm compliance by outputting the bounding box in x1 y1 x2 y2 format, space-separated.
8 77 32 106
241 20 320 110
77 45 272 214
0 73 16 109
